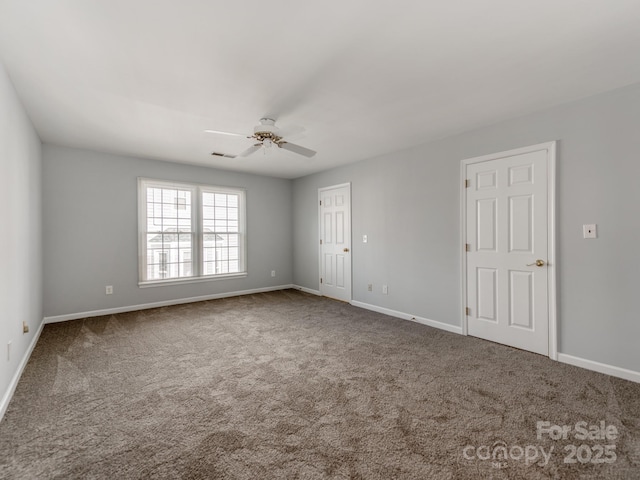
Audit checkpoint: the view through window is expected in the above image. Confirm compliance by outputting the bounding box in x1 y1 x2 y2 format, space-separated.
138 179 246 284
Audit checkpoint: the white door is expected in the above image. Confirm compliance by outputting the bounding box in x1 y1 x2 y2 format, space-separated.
319 184 351 302
464 143 555 356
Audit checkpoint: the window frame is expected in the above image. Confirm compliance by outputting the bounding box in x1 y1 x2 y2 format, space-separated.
137 178 247 287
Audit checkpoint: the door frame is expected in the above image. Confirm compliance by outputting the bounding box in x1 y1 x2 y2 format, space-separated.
460 142 557 359
318 182 352 301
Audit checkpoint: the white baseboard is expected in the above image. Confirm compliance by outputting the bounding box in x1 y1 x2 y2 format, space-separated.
350 300 463 335
291 285 321 296
44 284 295 324
0 319 45 421
557 353 640 384
349 301 638 383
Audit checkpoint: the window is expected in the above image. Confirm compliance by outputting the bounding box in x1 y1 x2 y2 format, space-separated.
138 178 246 285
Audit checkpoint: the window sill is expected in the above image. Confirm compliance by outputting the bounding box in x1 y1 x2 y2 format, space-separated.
138 272 247 288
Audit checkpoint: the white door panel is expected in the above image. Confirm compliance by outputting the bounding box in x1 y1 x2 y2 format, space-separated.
320 185 351 302
323 254 334 287
465 146 554 356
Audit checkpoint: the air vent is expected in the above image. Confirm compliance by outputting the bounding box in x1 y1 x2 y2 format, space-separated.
211 152 236 158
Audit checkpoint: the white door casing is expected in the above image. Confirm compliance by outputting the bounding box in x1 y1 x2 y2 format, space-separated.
319 184 352 302
462 142 556 357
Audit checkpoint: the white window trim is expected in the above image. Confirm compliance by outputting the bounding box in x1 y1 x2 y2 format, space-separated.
137 178 247 287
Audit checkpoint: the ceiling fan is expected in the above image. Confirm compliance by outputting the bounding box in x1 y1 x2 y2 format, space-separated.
205 118 316 158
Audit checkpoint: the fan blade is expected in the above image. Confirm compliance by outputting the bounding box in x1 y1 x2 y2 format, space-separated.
204 129 247 138
238 144 262 157
279 142 316 158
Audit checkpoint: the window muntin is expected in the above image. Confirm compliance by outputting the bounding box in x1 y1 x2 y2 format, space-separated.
139 179 246 285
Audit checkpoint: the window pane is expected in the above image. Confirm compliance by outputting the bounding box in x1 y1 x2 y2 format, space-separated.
162 203 176 217
180 262 192 277
178 234 192 247
162 189 176 203
203 261 214 275
147 233 162 248
153 203 163 218
147 218 161 232
201 206 211 219
202 192 214 206
178 218 191 229
147 264 157 279
216 234 227 246
214 194 227 207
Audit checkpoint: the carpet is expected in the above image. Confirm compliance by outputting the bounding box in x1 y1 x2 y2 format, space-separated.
1 290 638 479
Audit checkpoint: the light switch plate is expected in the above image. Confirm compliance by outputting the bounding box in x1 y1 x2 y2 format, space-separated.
362 235 368 243
583 224 597 239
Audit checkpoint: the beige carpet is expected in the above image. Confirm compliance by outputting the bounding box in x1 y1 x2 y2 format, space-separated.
0 289 638 479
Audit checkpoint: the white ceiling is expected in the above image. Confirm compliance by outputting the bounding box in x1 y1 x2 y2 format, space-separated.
2 1 640 179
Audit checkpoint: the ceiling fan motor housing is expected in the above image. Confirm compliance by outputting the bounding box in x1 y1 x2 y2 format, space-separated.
254 118 282 142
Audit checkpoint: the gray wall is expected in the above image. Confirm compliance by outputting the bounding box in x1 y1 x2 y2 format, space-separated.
0 62 42 407
293 82 640 373
43 145 293 317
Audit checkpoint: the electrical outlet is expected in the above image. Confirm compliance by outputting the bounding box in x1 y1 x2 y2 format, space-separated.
367 283 373 292
382 284 388 295
271 270 276 277
105 285 113 295
362 235 368 243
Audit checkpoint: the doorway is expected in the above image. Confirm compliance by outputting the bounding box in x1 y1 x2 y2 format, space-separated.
462 142 556 357
319 183 352 302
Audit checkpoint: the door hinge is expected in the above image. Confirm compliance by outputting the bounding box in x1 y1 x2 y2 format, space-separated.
465 243 470 252
320 239 323 245
465 307 470 316
465 179 470 188
320 200 322 206
320 278 323 284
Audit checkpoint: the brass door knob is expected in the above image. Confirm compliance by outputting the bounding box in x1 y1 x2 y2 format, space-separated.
343 248 349 252
527 259 545 267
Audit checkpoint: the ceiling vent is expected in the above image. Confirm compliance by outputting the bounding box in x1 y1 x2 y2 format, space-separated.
210 151 236 158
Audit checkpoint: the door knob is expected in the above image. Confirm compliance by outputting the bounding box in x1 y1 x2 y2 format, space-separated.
527 259 545 267
343 248 349 252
